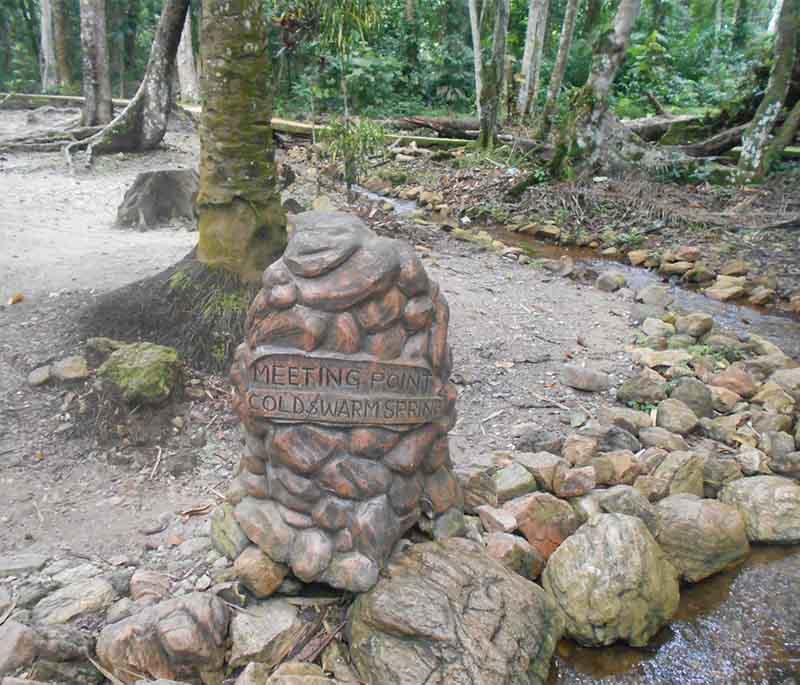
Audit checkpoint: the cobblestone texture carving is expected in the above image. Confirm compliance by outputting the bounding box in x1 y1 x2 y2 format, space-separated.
231 212 461 591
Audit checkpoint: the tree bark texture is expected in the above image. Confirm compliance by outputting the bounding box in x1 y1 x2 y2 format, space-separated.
40 0 58 92
738 0 796 179
80 0 112 124
52 0 71 88
478 0 510 147
468 0 483 118
732 0 749 47
196 0 286 283
517 0 549 116
177 8 199 102
538 0 580 138
768 0 783 33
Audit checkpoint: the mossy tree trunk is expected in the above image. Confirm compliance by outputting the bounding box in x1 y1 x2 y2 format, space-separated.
477 0 510 149
67 0 189 162
737 0 797 181
52 0 72 89
517 0 550 116
196 0 286 284
40 0 58 92
536 0 580 139
177 8 199 103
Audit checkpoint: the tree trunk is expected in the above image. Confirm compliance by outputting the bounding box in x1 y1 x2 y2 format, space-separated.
732 0 749 48
177 8 199 102
19 0 40 65
40 0 58 92
122 0 139 97
52 0 71 88
468 0 483 118
765 96 800 166
80 0 112 124
196 0 286 283
478 0 510 148
585 0 602 35
517 0 549 116
68 0 189 162
650 0 666 31
767 0 783 33
537 0 580 139
713 0 724 61
738 0 796 180
552 0 642 173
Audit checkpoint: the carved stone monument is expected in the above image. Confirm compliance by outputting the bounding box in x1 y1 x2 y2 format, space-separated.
230 212 462 592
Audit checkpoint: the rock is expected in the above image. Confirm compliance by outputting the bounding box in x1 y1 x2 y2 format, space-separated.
701 413 752 446
349 538 563 685
96 593 229 683
637 447 669 475
720 259 750 276
617 372 667 405
636 285 673 307
542 514 679 647
553 466 596 498
682 263 715 284
770 368 800 403
703 454 743 497
642 318 675 337
235 662 271 685
27 365 52 387
265 662 337 685
660 260 693 276
639 426 687 451
759 431 796 459
229 598 306 668
628 250 650 266
596 485 658 534
670 378 714 418
749 286 775 305
97 343 181 405
484 532 545 580
210 503 252 560
33 578 115 624
475 505 517 533
705 275 747 301
491 463 538 503
709 366 758 399
632 348 692 370
595 271 627 292
597 407 652 435
510 424 562 453
675 312 713 338
51 355 89 382
709 385 741 413
129 570 171 603
116 169 198 228
652 451 705 497
719 476 800 543
562 435 598 466
634 475 670 502
505 492 582 560
0 553 48 578
594 450 641 486
234 546 288 598
769 452 800 479
579 421 641 453
560 364 610 392
0 620 37 675
656 398 698 436
514 451 569 491
752 382 796 415
84 337 126 367
735 447 771 476
752 410 793 435
655 495 749 582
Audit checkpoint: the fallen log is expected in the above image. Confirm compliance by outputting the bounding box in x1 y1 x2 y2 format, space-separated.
622 113 703 142
677 124 749 158
0 92 129 111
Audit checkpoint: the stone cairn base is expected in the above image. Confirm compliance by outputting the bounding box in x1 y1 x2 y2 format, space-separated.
230 212 462 592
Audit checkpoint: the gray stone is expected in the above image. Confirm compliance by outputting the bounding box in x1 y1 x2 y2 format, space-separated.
770 367 800 403
759 431 796 459
735 447 771 476
229 599 306 668
636 284 673 307
561 364 611 392
52 355 89 382
656 398 698 436
652 451 705 498
670 378 714 418
27 365 52 387
349 538 563 685
0 553 48 578
542 514 679 647
597 485 658 535
769 452 800 479
655 495 749 582
675 312 713 338
639 426 688 451
491 462 538 503
579 421 641 453
642 318 675 338
703 454 744 497
33 578 115 624
0 620 37 675
210 502 252 560
596 271 627 292
510 423 562 453
484 532 545 580
719 476 800 543
513 452 568 491
597 407 652 436
617 373 667 405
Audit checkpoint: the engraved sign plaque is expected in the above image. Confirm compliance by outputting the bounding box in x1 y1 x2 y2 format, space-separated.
230 212 462 592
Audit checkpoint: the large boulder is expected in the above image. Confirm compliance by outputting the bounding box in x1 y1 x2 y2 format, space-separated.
654 495 749 582
651 451 704 498
719 476 800 543
116 169 198 229
95 593 229 684
542 514 679 647
97 343 181 405
348 538 563 685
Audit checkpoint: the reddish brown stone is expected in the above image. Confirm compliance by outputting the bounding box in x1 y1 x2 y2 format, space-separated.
383 424 441 474
245 290 271 332
403 295 434 330
249 306 330 352
423 436 450 474
274 465 321 500
130 569 171 603
349 427 401 458
334 529 354 552
268 283 298 309
262 259 293 288
424 467 463 514
325 313 361 354
272 425 345 475
320 552 379 593
234 546 288 598
267 472 317 513
240 470 269 499
506 492 581 560
283 212 368 277
364 325 407 360
317 456 392 500
709 365 758 399
396 243 430 297
352 495 403 562
278 503 315 529
388 473 423 514
355 287 407 332
312 496 355 530
235 497 295 561
290 529 333 582
241 453 266 476
429 293 451 376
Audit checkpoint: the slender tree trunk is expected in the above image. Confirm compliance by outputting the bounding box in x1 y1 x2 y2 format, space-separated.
20 0 40 66
537 0 581 139
40 0 58 91
468 0 483 118
122 0 139 97
196 0 286 282
177 8 199 102
52 0 71 88
713 0 724 61
732 0 749 48
738 0 796 180
404 0 418 69
517 0 550 116
478 0 510 148
767 0 783 33
585 0 602 35
80 0 112 124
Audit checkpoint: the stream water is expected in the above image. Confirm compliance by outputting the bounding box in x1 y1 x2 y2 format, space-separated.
364 188 800 684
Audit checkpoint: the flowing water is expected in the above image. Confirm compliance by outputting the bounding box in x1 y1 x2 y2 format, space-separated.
366 189 800 683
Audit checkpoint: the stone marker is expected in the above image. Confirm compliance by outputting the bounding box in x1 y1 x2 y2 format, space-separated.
230 212 461 592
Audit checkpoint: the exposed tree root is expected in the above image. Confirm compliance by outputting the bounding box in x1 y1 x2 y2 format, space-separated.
79 249 262 373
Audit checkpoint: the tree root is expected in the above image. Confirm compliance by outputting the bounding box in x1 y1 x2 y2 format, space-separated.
79 249 262 373
0 125 103 153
